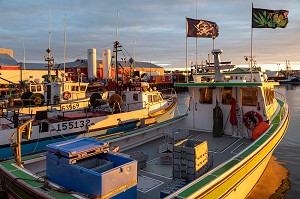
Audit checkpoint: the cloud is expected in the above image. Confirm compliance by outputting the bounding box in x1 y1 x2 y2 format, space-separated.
0 0 298 70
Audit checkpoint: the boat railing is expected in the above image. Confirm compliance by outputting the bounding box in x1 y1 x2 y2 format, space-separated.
275 91 287 122
9 118 34 168
275 91 286 103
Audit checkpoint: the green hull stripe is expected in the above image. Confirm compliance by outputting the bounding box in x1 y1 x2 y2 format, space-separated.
212 159 240 176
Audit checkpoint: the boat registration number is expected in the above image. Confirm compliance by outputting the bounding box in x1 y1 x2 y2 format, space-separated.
56 119 91 131
60 102 80 111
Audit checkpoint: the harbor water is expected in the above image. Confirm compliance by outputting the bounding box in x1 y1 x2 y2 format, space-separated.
175 85 300 198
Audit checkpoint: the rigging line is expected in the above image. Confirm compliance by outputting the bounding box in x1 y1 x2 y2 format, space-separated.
119 45 147 70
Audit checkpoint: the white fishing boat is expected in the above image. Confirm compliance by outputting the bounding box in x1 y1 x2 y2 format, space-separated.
0 47 100 115
0 41 178 159
0 49 289 199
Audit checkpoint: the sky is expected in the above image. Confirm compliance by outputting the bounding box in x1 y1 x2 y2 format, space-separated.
0 0 299 72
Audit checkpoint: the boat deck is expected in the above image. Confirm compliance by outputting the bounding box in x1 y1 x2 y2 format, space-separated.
21 130 253 199
122 130 252 199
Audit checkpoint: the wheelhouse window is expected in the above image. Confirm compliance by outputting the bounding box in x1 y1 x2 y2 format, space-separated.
148 95 152 103
133 93 139 101
221 88 232 105
31 86 36 92
153 94 159 102
242 88 257 106
71 86 77 91
199 88 213 104
80 85 86 91
37 85 42 92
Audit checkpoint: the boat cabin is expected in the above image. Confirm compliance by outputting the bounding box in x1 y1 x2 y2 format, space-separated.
25 81 88 105
176 49 279 138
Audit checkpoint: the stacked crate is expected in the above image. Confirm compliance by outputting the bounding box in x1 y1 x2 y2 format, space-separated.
129 151 148 169
159 143 173 165
173 139 208 181
159 129 189 165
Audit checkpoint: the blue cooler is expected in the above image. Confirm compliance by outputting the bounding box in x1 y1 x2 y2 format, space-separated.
46 137 137 198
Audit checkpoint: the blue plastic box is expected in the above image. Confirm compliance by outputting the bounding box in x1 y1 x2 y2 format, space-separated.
46 137 137 198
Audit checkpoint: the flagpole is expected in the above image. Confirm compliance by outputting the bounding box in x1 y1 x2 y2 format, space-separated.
250 2 254 81
186 17 188 83
195 0 198 74
251 3 253 71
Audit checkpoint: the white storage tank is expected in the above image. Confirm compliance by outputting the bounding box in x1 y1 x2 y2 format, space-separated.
87 48 97 80
102 49 111 79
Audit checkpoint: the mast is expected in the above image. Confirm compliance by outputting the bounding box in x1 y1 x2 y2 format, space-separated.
114 11 120 94
185 17 188 83
250 3 254 81
195 0 198 73
44 6 54 83
63 14 66 86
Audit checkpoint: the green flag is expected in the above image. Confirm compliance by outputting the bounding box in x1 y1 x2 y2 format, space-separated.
252 8 289 28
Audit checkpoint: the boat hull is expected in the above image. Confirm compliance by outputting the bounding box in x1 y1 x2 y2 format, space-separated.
0 100 176 159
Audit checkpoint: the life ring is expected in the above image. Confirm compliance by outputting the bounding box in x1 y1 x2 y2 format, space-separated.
243 111 263 130
34 97 42 105
63 91 72 100
29 93 45 106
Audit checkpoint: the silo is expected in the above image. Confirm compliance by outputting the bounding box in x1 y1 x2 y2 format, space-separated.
87 48 97 79
102 49 111 79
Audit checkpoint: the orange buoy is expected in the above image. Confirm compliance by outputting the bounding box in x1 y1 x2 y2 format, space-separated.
252 121 270 140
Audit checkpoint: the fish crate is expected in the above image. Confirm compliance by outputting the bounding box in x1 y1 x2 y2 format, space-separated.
129 151 148 169
159 143 173 165
46 137 137 198
173 139 208 181
163 128 189 143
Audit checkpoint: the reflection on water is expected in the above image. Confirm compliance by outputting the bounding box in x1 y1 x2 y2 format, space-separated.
246 156 291 199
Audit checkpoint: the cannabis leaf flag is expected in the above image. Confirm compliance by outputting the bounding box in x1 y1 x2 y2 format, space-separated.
252 8 289 28
186 18 219 38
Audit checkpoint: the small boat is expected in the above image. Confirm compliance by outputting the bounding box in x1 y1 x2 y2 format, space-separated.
0 47 102 115
279 77 300 85
0 49 289 199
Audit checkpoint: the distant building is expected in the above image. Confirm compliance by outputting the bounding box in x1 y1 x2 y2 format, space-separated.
0 48 164 84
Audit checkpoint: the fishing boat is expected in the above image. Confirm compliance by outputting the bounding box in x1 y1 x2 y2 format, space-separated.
0 49 289 199
0 47 101 115
0 41 178 159
279 77 300 85
0 84 177 158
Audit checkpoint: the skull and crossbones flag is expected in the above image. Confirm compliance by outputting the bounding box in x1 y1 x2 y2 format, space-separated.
186 17 219 38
